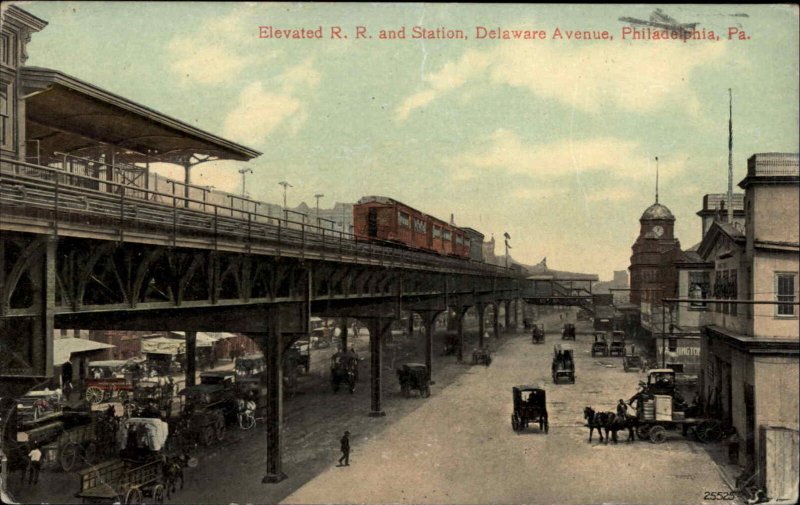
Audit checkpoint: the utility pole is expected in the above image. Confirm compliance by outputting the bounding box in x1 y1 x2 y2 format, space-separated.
278 181 292 210
239 168 253 197
503 232 511 269
314 193 324 227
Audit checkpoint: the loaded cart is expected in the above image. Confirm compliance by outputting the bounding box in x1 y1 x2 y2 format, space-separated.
631 369 724 444
75 417 169 504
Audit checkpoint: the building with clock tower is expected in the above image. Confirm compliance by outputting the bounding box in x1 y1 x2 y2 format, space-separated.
629 201 682 307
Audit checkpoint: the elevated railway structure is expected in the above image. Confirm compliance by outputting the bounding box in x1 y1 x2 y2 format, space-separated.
0 5 595 482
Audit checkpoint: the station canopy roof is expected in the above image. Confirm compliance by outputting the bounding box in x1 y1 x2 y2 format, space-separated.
53 338 115 365
21 67 261 165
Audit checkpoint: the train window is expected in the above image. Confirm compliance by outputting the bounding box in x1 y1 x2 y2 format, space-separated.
413 218 426 233
465 237 471 247
433 225 442 238
455 235 464 245
398 212 410 227
443 230 452 241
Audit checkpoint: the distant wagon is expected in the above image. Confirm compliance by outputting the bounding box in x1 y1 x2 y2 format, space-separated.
561 323 576 341
591 333 609 357
397 363 430 398
531 324 545 344
552 344 576 384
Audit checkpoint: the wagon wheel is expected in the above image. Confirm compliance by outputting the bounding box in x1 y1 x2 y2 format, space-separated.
118 390 129 402
124 486 143 505
151 484 166 504
511 414 520 431
60 442 79 472
201 426 215 446
85 387 104 404
485 357 492 367
421 386 431 398
696 420 724 443
649 425 667 444
543 416 549 434
401 384 411 398
636 425 652 440
214 417 226 441
82 441 98 464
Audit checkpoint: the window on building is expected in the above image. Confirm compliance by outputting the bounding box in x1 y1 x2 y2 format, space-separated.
442 229 452 241
729 270 738 316
398 212 410 228
0 33 12 66
455 234 463 245
0 81 11 150
432 225 441 238
668 338 678 352
689 271 710 309
776 273 797 316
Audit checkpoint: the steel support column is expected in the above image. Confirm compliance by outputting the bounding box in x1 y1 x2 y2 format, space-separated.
477 303 485 349
504 300 511 332
185 331 196 387
367 318 390 417
456 309 465 362
262 307 286 483
340 317 348 352
407 313 414 336
493 303 500 338
418 311 440 385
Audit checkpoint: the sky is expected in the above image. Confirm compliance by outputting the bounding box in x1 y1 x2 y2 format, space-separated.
16 2 800 279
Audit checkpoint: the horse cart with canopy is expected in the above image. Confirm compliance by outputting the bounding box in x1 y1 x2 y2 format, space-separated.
623 345 644 372
397 363 430 398
511 386 549 433
562 323 576 340
551 344 576 384
75 417 169 504
591 332 609 357
178 372 237 446
531 324 545 344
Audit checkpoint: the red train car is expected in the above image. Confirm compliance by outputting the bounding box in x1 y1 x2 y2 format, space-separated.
353 196 471 259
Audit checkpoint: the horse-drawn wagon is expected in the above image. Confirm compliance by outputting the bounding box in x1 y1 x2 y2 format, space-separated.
511 386 548 433
471 347 492 366
17 410 114 472
75 417 170 504
178 374 237 446
630 369 724 444
397 363 430 398
85 360 142 404
128 379 173 418
609 331 626 357
591 332 609 357
330 352 358 393
551 344 575 384
561 323 576 340
531 324 545 344
442 331 460 356
622 345 644 372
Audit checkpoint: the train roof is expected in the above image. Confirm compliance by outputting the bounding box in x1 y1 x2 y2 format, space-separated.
356 196 477 235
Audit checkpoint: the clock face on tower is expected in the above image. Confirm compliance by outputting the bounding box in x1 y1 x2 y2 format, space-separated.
652 225 664 238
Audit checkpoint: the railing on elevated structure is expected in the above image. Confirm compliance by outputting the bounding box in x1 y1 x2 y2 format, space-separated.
0 156 515 277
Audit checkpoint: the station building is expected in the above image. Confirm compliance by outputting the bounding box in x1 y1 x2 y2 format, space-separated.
696 153 799 500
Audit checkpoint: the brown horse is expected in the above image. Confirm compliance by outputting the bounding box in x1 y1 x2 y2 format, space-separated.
584 406 638 443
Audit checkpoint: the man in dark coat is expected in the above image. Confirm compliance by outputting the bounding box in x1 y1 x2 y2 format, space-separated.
337 431 350 466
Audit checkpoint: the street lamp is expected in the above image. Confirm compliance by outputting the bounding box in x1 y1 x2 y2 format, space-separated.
278 181 292 209
504 232 511 269
238 168 253 197
314 193 324 227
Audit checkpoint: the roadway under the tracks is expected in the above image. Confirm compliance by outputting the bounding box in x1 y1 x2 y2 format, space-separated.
10 313 737 505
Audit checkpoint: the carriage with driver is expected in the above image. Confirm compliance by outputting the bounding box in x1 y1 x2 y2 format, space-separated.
531 324 545 344
591 332 609 357
561 323 576 341
397 363 430 398
330 352 358 394
511 386 549 433
551 344 576 384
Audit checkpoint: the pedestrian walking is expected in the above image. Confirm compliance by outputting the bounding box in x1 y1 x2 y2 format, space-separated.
337 430 350 466
27 445 42 485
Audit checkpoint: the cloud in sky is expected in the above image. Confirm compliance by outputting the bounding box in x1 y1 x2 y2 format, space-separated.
445 129 659 182
396 39 727 120
222 58 321 144
167 8 261 87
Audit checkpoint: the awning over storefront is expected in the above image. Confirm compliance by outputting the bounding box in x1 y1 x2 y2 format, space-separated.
53 338 115 365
